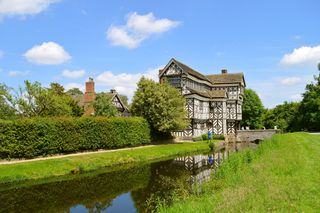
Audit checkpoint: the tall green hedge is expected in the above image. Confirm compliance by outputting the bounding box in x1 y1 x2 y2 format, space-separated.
0 117 150 159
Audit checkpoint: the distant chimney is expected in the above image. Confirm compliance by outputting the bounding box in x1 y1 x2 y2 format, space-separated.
86 78 95 94
110 89 116 94
221 69 228 74
84 77 95 115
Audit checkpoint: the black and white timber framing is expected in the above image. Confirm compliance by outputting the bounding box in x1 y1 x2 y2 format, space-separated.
159 58 246 139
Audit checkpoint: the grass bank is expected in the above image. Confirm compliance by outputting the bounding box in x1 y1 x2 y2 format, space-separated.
159 133 320 212
0 141 211 184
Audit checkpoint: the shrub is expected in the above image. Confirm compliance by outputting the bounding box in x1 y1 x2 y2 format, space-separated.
208 141 215 151
213 134 225 140
201 133 208 141
0 117 150 159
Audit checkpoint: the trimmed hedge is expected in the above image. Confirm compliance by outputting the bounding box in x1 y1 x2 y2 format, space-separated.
0 117 150 159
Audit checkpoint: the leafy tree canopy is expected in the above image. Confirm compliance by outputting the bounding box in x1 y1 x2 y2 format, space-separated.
131 77 188 132
299 67 320 131
66 88 83 96
262 101 301 132
241 88 264 129
0 81 84 119
93 93 118 117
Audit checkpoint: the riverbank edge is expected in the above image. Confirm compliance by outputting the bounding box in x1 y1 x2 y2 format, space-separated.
158 132 320 212
0 141 219 184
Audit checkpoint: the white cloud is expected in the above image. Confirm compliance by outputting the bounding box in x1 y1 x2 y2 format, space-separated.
107 12 180 49
64 83 85 92
24 41 71 65
107 26 143 49
0 0 60 17
280 45 320 66
96 66 161 98
290 94 302 102
62 69 85 79
280 77 301 86
8 70 30 77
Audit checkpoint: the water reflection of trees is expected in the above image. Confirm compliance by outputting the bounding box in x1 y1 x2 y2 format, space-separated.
0 145 250 213
0 165 150 213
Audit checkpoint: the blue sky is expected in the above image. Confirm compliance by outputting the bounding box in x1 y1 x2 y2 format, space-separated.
0 0 320 107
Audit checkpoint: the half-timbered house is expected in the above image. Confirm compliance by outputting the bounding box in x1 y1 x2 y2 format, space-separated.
159 58 246 138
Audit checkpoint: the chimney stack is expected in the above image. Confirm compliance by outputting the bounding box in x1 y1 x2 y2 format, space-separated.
110 89 116 94
221 69 228 74
84 77 95 115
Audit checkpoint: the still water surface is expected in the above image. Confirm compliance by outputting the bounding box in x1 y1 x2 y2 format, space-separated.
0 142 255 213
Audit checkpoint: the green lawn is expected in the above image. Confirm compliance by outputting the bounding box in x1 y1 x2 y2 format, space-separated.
159 133 320 212
0 141 210 184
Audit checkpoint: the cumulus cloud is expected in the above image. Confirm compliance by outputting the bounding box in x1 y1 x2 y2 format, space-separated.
280 77 301 86
107 12 180 49
0 0 60 17
96 66 161 98
64 83 85 92
280 45 320 66
8 70 30 77
62 69 85 79
24 41 71 65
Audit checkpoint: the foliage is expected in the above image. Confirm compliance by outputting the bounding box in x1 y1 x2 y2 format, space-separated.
131 77 188 133
0 117 150 159
0 84 17 119
118 94 129 107
0 81 84 118
202 133 208 141
241 88 264 129
208 141 215 151
262 101 301 132
93 93 119 117
299 70 320 131
66 87 83 96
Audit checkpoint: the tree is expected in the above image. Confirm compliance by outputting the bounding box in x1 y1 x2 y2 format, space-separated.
299 65 320 131
118 94 129 107
131 77 188 133
93 93 118 117
0 84 17 119
262 102 301 132
66 88 83 96
241 88 264 129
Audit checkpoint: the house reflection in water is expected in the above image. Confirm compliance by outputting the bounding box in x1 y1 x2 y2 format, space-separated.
174 149 230 186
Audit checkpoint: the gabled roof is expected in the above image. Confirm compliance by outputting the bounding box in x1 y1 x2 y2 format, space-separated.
206 73 245 86
160 58 246 86
159 58 212 83
188 88 227 99
72 91 129 112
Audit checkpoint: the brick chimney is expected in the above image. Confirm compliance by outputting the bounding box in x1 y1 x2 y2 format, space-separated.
84 77 95 115
221 69 228 74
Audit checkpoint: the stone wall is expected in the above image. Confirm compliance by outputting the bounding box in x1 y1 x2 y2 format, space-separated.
236 129 279 142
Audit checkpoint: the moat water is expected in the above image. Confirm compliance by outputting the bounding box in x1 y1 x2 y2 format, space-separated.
0 142 256 213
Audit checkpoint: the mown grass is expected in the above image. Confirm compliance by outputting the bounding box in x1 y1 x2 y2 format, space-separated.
0 141 211 184
159 133 320 212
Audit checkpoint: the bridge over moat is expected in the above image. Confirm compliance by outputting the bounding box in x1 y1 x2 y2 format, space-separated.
233 129 280 142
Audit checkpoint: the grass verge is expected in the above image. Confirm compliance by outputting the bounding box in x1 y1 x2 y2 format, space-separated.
159 132 320 212
0 141 211 184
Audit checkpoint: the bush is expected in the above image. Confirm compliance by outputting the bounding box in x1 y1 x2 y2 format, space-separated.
0 117 151 159
213 134 225 140
201 133 208 141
